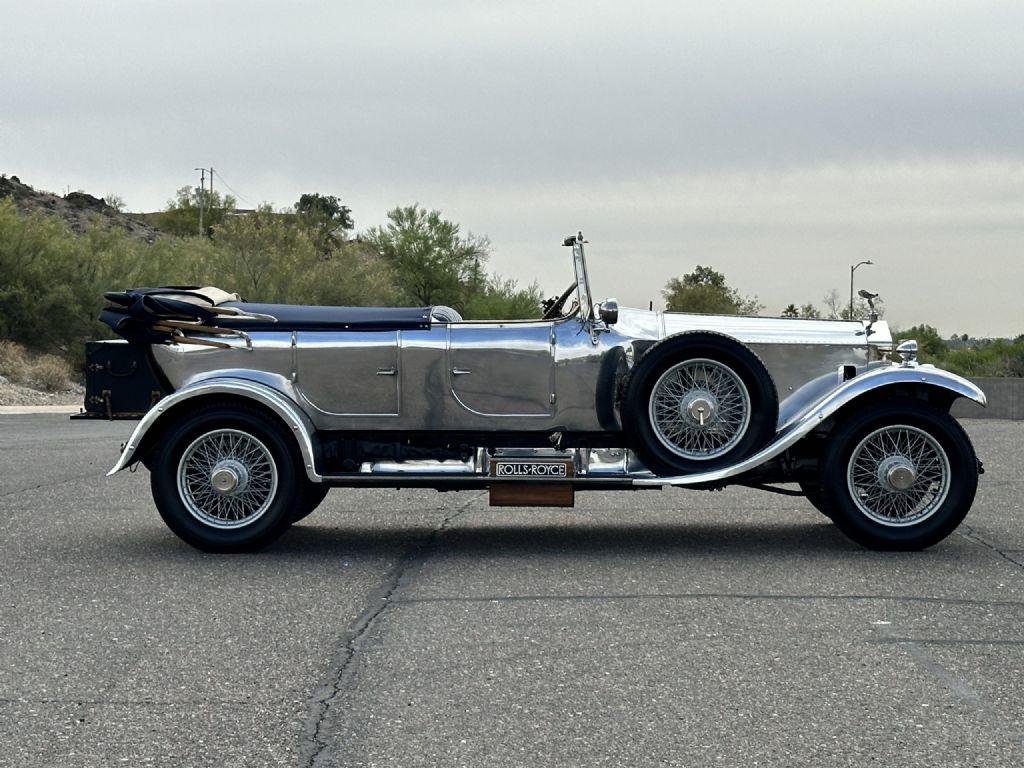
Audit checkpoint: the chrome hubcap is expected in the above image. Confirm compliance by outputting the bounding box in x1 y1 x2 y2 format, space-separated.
649 358 751 461
176 429 278 529
210 459 249 494
847 425 950 527
878 456 917 491
684 391 717 426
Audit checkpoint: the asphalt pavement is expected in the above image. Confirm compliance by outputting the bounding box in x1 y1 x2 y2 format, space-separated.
0 415 1022 767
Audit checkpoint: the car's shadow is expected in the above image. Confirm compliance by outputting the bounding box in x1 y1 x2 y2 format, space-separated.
110 515 964 563
286 518 855 555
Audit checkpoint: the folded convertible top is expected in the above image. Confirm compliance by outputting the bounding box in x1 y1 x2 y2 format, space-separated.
100 286 433 347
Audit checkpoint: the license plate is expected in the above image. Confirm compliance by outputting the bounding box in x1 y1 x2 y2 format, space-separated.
491 459 573 479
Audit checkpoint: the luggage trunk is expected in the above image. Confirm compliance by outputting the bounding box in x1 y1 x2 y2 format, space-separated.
72 340 170 420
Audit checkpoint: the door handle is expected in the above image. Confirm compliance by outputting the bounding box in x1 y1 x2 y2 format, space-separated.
451 367 472 376
376 367 397 376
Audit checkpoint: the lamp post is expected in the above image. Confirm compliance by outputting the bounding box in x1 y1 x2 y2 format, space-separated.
849 260 873 318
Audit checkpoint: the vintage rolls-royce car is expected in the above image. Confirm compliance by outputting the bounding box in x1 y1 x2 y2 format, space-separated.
79 233 985 553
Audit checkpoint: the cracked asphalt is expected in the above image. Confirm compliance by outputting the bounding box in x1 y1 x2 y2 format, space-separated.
1 415 1022 767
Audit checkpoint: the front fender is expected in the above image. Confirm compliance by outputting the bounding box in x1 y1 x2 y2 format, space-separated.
778 364 986 431
635 364 985 487
107 377 321 482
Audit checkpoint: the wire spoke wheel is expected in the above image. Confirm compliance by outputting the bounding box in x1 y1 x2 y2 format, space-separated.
648 358 752 461
176 428 278 529
846 424 951 527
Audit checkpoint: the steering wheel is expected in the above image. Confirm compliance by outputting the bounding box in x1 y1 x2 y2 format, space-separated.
541 281 578 320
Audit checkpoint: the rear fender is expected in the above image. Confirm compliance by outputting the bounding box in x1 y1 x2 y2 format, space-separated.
107 377 321 482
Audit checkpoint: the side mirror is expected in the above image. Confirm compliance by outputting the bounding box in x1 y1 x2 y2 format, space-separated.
598 298 619 325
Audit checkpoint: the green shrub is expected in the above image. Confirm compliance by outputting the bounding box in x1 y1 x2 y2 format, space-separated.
891 323 1024 377
26 354 73 391
0 339 28 381
0 339 73 390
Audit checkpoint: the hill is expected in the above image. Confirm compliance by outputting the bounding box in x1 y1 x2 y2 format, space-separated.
0 174 160 242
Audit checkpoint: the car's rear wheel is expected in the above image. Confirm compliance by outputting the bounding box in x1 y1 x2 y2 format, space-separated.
624 333 778 475
817 398 978 550
150 403 300 552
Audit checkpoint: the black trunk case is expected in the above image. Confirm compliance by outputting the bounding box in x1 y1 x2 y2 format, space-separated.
73 340 170 420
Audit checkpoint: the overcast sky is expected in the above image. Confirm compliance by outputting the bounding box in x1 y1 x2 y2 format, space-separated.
3 1 1022 335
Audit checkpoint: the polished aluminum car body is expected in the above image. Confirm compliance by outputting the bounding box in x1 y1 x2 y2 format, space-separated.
108 235 986 489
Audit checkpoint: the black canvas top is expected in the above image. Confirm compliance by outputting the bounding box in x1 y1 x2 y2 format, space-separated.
218 302 433 332
99 287 436 343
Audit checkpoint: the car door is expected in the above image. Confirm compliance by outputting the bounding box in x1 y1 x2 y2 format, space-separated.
295 331 399 416
448 322 555 416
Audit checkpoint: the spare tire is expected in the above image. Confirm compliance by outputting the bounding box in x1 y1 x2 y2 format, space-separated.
622 332 778 476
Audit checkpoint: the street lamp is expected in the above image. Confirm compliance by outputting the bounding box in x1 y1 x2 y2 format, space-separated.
849 260 874 318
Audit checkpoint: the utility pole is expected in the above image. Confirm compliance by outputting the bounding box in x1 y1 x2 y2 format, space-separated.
209 167 214 205
194 167 206 236
849 260 873 318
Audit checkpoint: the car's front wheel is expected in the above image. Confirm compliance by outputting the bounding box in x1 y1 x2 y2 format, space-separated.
623 333 778 476
150 403 301 552
817 398 979 550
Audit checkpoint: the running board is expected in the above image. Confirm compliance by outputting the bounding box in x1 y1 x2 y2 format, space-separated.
318 472 639 491
323 450 646 495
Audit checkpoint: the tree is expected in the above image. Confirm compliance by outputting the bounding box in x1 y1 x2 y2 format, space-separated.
823 289 843 319
295 193 354 256
364 205 490 307
662 266 762 315
461 275 544 320
799 303 821 319
783 302 822 319
295 238 400 308
211 204 316 300
104 193 126 213
295 193 353 231
158 186 237 238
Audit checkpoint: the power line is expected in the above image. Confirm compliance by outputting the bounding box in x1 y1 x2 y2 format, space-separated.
211 169 257 208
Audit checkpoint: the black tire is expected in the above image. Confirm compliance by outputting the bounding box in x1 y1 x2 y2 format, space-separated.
799 481 832 519
149 402 301 552
623 332 778 475
292 483 330 523
817 398 979 551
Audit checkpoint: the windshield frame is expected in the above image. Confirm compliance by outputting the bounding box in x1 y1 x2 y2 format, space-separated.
570 235 594 322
